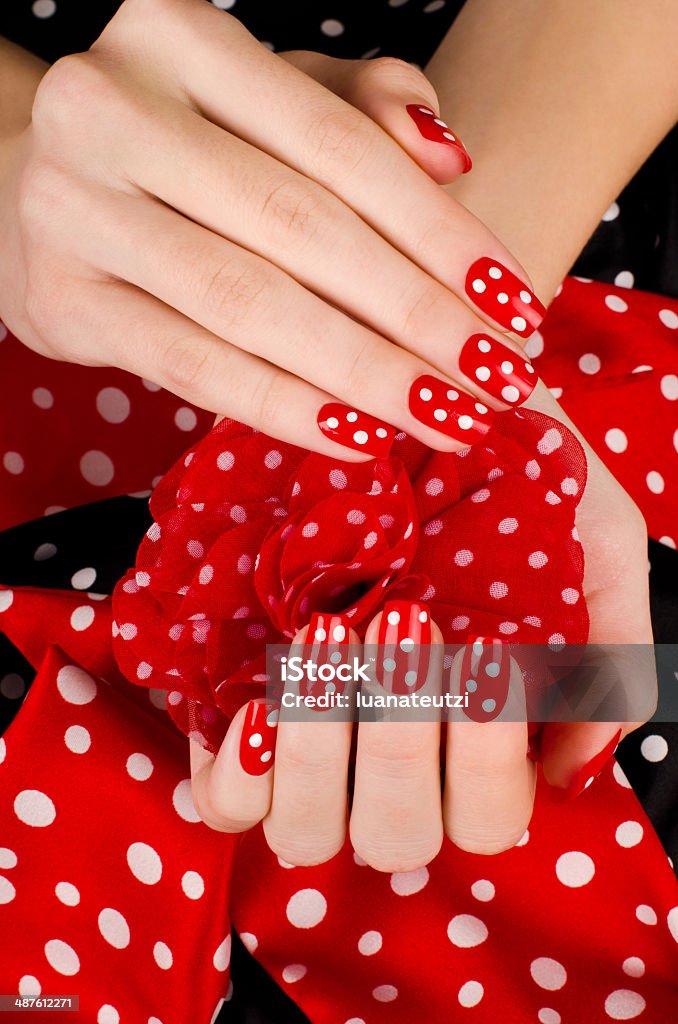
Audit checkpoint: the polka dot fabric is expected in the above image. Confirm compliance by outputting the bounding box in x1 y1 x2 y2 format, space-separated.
110 406 589 754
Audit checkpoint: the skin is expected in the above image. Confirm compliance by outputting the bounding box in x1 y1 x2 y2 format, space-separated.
1 0 676 866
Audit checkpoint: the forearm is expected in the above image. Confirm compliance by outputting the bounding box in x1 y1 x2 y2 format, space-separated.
427 0 678 301
0 37 47 168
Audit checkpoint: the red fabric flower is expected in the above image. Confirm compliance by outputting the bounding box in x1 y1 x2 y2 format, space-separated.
112 408 589 754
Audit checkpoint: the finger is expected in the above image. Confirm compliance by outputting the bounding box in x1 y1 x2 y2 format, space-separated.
444 639 535 854
78 189 509 453
100 3 545 339
97 104 540 419
63 276 394 461
524 383 657 798
349 602 444 872
263 617 355 866
189 698 278 832
279 52 472 183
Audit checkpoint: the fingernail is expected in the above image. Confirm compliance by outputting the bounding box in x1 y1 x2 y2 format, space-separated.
239 698 279 775
459 333 537 406
546 728 622 802
302 612 351 706
465 258 546 337
460 635 509 721
406 104 472 172
377 600 431 693
409 375 494 443
318 402 396 458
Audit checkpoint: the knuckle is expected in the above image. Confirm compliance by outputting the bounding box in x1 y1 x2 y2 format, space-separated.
358 55 431 92
258 177 327 250
307 107 375 179
248 369 288 437
201 260 268 329
32 54 111 133
160 333 213 395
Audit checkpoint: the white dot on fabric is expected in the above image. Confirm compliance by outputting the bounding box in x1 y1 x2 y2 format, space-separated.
561 588 579 604
239 932 258 954
578 353 601 375
425 477 444 496
70 605 95 631
64 725 91 754
646 471 665 494
605 428 628 453
44 938 79 975
529 551 548 569
454 549 474 567
302 522 319 538
498 517 518 534
358 931 382 955
0 673 24 699
390 866 429 896
471 879 495 902
237 554 252 574
640 734 669 762
71 567 97 590
451 615 470 630
604 990 646 1020
175 407 198 431
329 469 347 489
622 958 645 978
320 18 344 35
605 295 628 313
286 888 327 928
659 374 678 400
213 935 232 971
537 428 563 454
97 1006 119 1024
181 870 205 900
18 976 41 995
489 581 508 599
14 789 56 827
602 201 620 222
0 876 16 904
659 309 678 329
282 964 307 983
126 753 154 781
615 821 643 848
172 779 202 823
33 0 57 16
614 271 635 289
447 914 488 948
0 589 13 613
538 1011 561 1024
372 985 398 1002
153 941 173 970
3 452 24 474
34 542 57 561
667 906 678 942
458 981 484 1008
635 904 657 925
98 908 130 948
80 450 114 486
0 848 17 869
96 387 130 423
217 451 235 471
55 881 80 906
555 851 595 887
530 957 567 990
32 386 54 408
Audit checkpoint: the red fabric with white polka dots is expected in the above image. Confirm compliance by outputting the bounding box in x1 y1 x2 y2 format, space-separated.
1 277 677 1021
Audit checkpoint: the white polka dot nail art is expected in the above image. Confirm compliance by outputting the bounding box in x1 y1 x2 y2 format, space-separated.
459 334 538 406
465 258 546 338
318 403 395 458
406 105 472 172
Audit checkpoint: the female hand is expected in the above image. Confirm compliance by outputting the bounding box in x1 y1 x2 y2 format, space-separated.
0 0 546 462
190 612 536 871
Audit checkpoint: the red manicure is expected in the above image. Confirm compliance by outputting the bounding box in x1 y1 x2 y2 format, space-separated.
547 728 622 802
409 375 494 443
239 699 279 776
318 403 395 458
460 636 510 722
465 258 546 338
406 104 472 172
377 601 431 694
459 334 537 406
302 612 351 704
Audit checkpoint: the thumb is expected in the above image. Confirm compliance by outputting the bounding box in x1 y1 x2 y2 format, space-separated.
278 51 472 185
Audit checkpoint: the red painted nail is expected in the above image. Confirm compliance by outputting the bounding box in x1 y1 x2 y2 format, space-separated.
318 402 395 458
465 258 546 338
460 635 510 722
409 375 494 443
377 600 431 694
302 612 351 705
459 333 537 406
406 104 472 172
547 728 622 802
239 699 279 775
